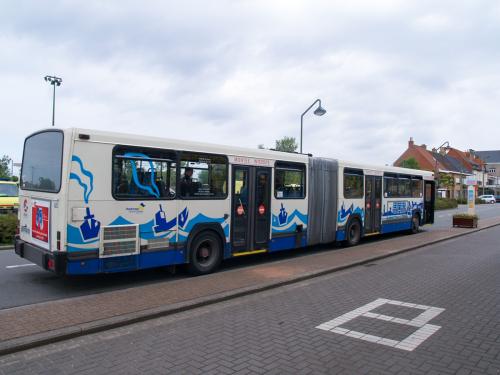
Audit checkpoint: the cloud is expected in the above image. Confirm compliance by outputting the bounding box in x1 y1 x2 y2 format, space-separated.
0 0 499 170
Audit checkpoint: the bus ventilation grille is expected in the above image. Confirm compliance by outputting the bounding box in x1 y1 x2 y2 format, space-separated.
100 225 139 258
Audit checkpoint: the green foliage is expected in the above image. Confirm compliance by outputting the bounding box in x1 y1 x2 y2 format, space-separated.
10 176 18 182
274 137 298 153
0 155 11 179
400 157 420 170
0 214 17 244
453 213 478 220
438 173 455 190
435 198 458 210
456 198 485 205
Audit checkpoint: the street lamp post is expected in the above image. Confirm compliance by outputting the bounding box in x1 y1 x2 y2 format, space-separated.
300 99 326 154
434 141 449 197
44 75 62 126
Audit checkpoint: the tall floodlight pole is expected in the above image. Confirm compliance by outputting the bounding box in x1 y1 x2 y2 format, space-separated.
44 75 62 126
300 99 326 154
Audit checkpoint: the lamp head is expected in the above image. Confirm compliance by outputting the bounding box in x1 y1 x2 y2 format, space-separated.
313 105 326 116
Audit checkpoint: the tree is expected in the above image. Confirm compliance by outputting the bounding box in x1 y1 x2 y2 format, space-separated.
400 157 420 170
257 144 266 150
439 173 455 191
0 155 11 178
274 137 298 153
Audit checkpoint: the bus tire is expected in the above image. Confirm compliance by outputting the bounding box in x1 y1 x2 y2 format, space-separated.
345 219 361 247
187 231 222 276
410 214 420 234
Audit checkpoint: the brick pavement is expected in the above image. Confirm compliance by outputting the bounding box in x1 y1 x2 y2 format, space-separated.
0 225 499 374
0 217 499 355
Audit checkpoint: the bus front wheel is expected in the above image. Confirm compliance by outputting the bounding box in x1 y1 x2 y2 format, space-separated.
187 232 222 276
345 219 361 247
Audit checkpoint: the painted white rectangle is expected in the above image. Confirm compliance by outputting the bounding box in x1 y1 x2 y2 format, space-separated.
316 298 445 352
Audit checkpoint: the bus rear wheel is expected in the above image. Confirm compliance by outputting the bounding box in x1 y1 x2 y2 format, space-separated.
187 232 222 276
345 219 361 247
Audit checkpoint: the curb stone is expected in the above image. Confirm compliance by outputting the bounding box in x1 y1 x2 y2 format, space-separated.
0 221 499 356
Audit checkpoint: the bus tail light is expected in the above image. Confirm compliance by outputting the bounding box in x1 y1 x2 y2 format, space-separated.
47 258 55 271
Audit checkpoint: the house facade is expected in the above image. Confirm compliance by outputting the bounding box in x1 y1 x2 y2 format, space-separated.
394 138 489 199
474 150 500 196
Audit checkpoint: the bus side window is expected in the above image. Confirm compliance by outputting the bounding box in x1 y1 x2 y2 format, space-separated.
343 168 363 199
112 146 177 200
274 162 306 199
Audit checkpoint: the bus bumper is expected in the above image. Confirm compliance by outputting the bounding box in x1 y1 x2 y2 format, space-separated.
14 238 66 275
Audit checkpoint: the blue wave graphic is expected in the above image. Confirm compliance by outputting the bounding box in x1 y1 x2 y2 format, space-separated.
67 245 99 253
272 209 308 228
108 216 174 240
70 155 94 203
337 204 364 226
179 213 227 241
124 152 160 198
67 224 99 244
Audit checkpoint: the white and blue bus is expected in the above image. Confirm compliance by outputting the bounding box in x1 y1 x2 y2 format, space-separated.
15 128 435 275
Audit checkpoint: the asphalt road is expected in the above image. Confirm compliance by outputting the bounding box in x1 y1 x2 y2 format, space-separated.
432 203 500 229
0 203 498 310
1 225 498 374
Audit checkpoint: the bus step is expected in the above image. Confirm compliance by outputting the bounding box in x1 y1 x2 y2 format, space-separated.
232 249 267 257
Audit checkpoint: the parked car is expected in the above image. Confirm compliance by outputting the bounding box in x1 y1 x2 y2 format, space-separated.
0 179 19 213
478 194 496 204
496 195 500 203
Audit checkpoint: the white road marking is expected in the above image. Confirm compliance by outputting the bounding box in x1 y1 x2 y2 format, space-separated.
316 298 445 352
6 263 36 269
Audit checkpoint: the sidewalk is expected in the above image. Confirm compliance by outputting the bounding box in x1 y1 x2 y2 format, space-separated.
1 217 500 355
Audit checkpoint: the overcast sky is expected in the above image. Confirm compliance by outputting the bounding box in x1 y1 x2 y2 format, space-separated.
1 0 499 170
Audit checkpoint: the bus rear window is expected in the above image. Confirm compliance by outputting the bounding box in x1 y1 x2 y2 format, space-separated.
21 131 63 193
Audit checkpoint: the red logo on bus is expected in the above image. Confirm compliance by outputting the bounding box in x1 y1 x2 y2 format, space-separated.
258 204 265 215
32 205 49 243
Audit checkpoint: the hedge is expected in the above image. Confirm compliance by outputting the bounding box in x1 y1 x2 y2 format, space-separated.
435 198 458 210
0 214 17 244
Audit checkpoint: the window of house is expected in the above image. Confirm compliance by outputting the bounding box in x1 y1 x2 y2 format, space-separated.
343 168 364 199
274 162 306 199
113 146 176 200
179 152 227 199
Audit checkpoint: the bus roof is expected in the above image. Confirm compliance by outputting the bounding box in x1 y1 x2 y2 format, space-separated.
27 128 433 177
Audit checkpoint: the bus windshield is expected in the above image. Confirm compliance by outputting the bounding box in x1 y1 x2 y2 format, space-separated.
21 130 63 193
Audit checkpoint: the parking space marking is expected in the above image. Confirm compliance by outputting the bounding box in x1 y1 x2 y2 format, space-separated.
316 298 445 351
6 263 36 269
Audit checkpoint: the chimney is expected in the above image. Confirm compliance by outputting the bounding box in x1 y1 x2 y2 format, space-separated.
408 137 414 148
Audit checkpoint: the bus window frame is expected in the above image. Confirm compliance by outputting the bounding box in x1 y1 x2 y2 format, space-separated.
274 161 307 200
111 145 178 201
343 168 364 199
178 151 229 201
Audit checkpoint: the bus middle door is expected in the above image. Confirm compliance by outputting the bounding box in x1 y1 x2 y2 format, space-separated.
231 166 271 254
364 175 382 234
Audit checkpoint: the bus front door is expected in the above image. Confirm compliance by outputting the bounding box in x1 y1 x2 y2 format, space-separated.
231 166 272 254
364 175 382 234
424 180 435 224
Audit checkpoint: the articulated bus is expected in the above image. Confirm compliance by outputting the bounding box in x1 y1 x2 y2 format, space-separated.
15 128 435 275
